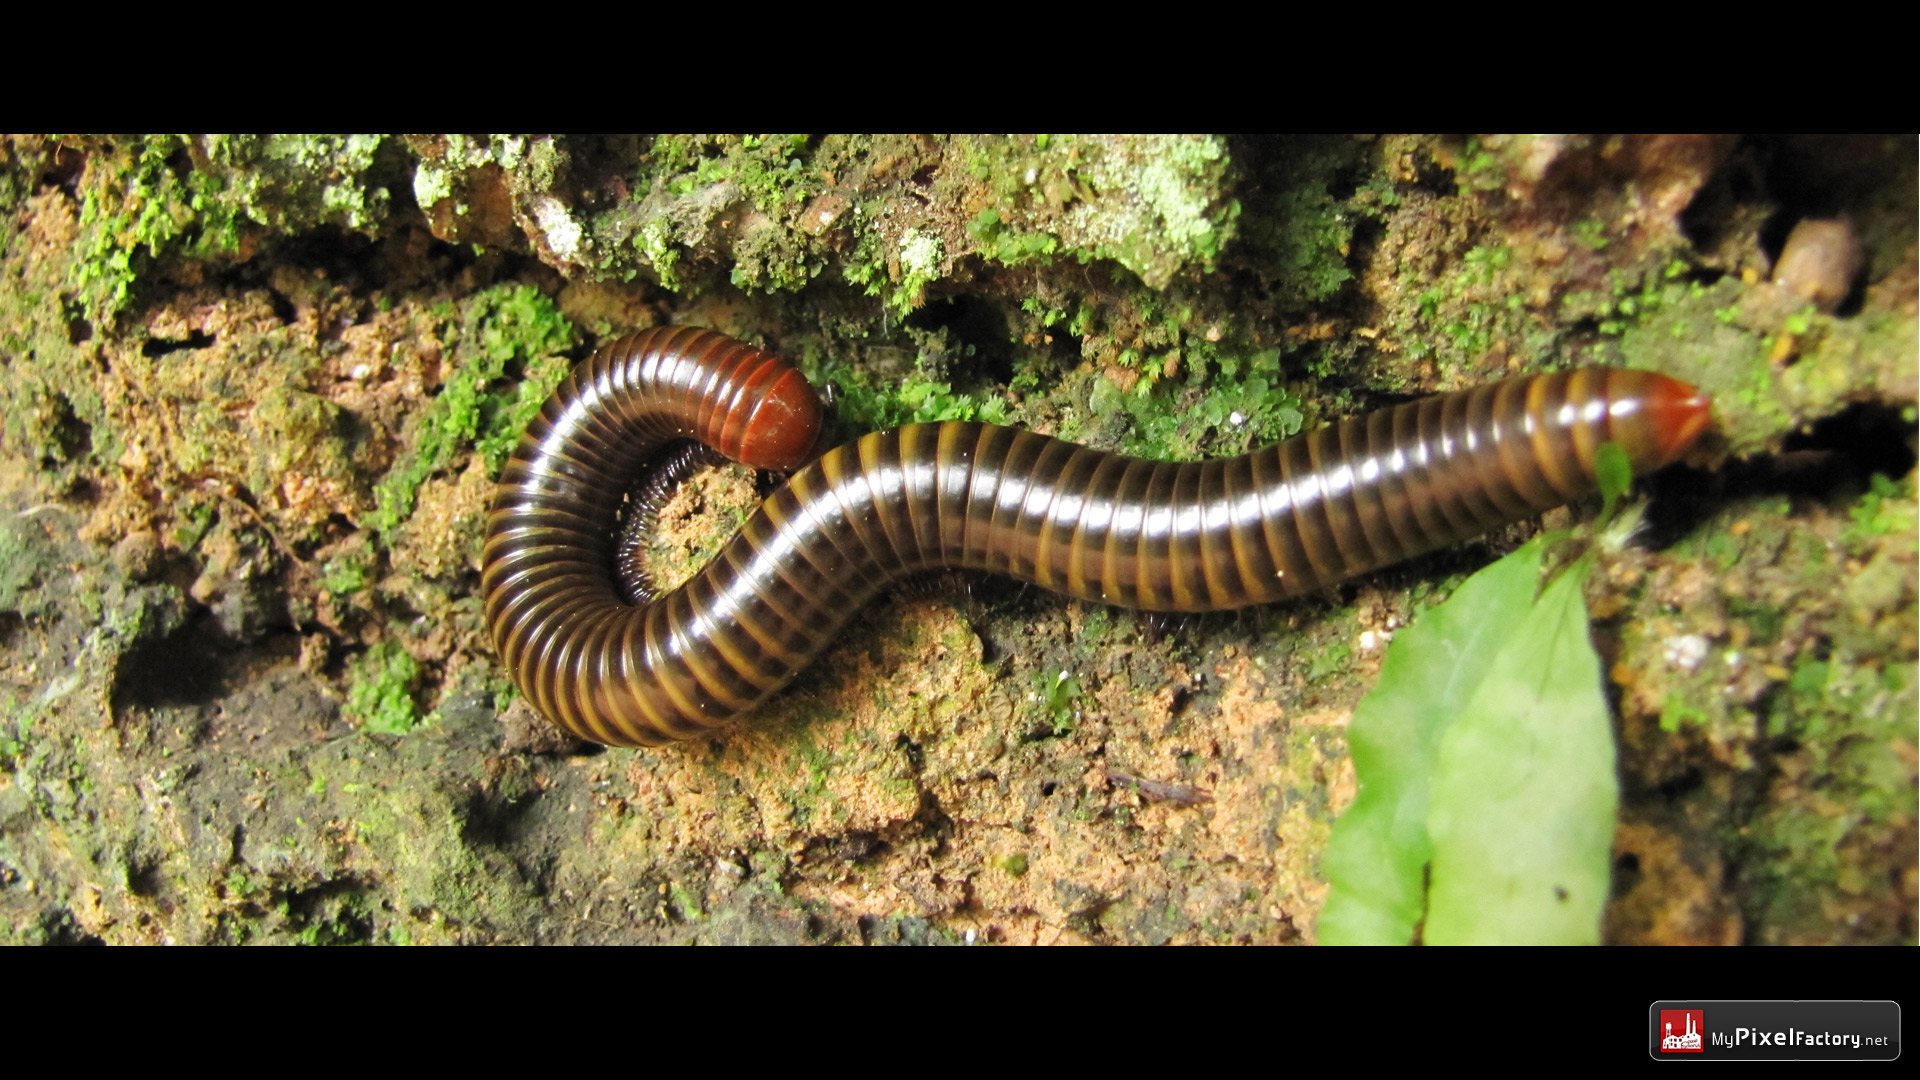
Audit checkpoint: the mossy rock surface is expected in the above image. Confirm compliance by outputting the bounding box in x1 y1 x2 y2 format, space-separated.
0 134 1911 945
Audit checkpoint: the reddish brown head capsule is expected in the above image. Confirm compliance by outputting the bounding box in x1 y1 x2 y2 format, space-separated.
737 367 824 469
1635 372 1714 465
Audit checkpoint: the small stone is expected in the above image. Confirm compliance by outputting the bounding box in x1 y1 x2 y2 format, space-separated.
1774 218 1865 313
112 530 164 582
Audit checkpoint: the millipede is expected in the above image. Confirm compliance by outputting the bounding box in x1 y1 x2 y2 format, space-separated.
481 326 1712 748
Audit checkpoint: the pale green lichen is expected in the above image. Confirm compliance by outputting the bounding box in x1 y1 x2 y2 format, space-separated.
899 228 941 279
1069 135 1233 284
531 195 584 263
962 134 1238 289
412 162 454 211
199 134 393 232
894 227 943 316
489 134 529 172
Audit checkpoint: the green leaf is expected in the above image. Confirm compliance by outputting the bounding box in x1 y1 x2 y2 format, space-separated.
1594 441 1631 525
1424 559 1615 944
1321 533 1618 945
1318 536 1553 945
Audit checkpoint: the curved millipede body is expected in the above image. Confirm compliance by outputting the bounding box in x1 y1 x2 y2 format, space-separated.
483 327 1711 747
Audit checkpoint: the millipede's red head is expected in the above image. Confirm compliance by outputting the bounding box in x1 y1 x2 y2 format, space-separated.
1638 372 1713 466
735 368 824 470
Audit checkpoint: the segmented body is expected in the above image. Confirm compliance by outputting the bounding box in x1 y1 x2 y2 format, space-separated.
482 327 1709 747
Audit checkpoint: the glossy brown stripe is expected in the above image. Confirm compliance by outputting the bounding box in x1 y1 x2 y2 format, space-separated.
483 328 1711 747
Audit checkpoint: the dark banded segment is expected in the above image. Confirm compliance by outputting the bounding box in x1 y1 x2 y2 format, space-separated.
484 330 1712 747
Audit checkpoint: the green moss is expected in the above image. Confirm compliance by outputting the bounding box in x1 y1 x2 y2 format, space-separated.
1611 272 1904 457
968 206 1061 266
1843 473 1915 552
1741 649 1916 941
1037 668 1083 734
1076 606 1117 650
655 134 813 208
319 550 374 597
1569 218 1609 252
0 136 406 530
895 375 1009 425
70 136 238 326
1657 692 1712 734
1237 137 1360 307
636 218 683 289
807 330 1011 432
1389 237 1574 373
1451 135 1507 192
67 135 394 328
339 758 540 932
246 386 353 536
837 215 957 319
1306 641 1353 682
1073 340 1303 461
172 503 215 552
367 284 576 544
0 516 52 621
667 882 705 921
344 641 422 735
